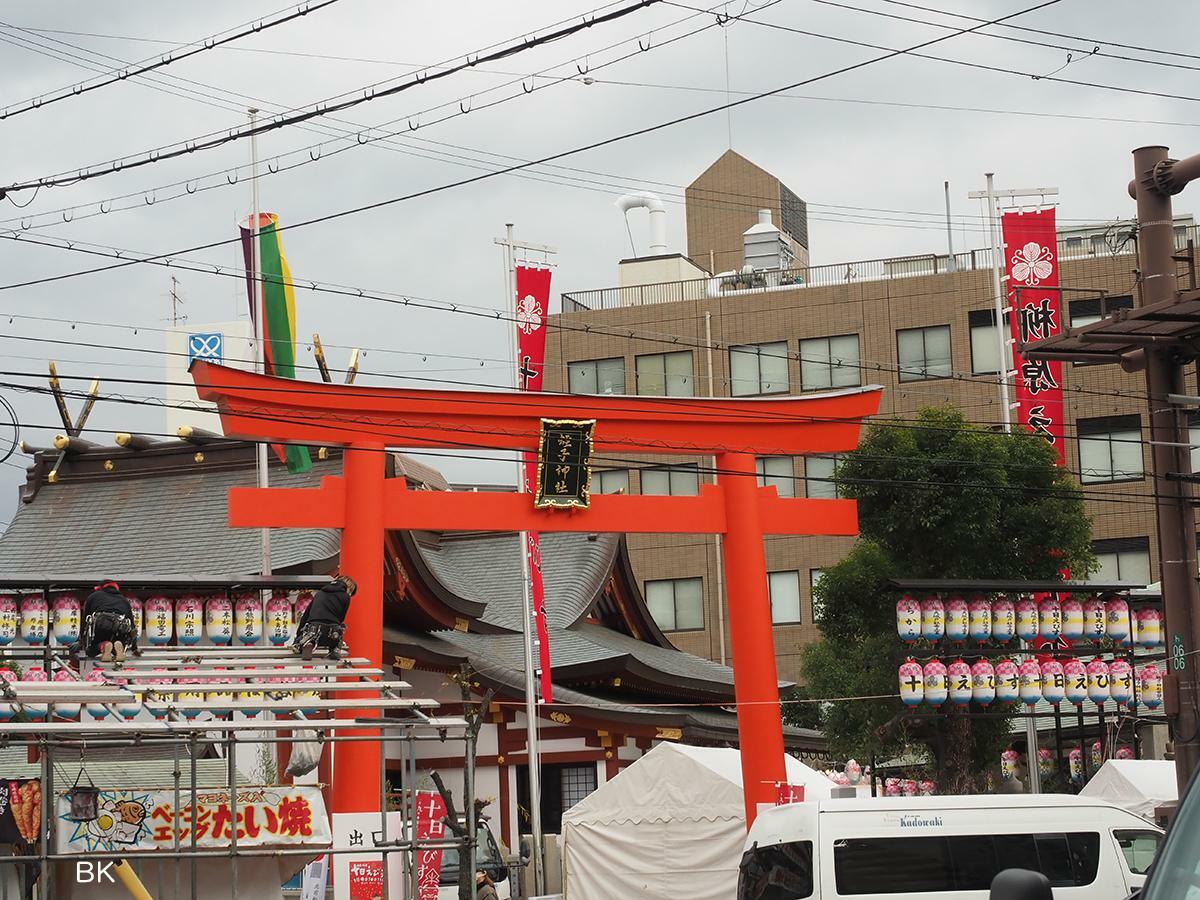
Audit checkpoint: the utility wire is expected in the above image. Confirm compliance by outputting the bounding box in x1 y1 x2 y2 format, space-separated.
0 1 346 121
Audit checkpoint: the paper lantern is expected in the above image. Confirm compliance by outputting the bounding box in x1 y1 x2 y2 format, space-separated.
970 659 996 706
995 659 1020 703
1068 747 1084 784
991 596 1016 643
830 771 850 786
901 779 918 797
944 596 969 644
899 659 925 706
918 780 936 796
922 660 947 706
1040 660 1066 705
1000 748 1021 782
235 594 263 646
895 596 920 643
1115 746 1135 761
178 675 204 718
1082 596 1106 640
1037 748 1055 777
51 593 81 646
1140 664 1164 710
1092 741 1104 771
267 593 293 646
86 670 110 720
114 677 141 721
884 778 901 797
294 674 321 717
52 668 80 720
1061 596 1084 641
147 668 171 719
206 596 234 645
1109 659 1135 705
1064 659 1088 705
1016 597 1039 641
144 596 173 646
845 760 862 785
294 591 314 624
947 659 973 706
128 597 143 638
1038 595 1062 641
1086 659 1111 704
19 595 47 645
1018 660 1042 706
920 596 944 642
207 677 234 719
175 595 203 646
238 683 264 718
1135 608 1163 648
1105 597 1131 644
20 667 47 719
0 596 17 646
967 595 992 643
0 669 18 721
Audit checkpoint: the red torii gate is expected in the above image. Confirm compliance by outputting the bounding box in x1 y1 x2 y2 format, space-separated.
191 361 882 824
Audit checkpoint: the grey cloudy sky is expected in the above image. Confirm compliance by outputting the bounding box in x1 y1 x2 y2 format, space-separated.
1 0 1198 526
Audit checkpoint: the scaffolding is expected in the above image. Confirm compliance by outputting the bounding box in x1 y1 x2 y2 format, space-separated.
0 578 479 900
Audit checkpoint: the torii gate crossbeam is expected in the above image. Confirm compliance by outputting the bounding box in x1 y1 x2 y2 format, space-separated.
191 361 882 825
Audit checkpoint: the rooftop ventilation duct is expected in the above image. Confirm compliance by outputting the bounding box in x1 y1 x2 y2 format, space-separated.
616 192 667 256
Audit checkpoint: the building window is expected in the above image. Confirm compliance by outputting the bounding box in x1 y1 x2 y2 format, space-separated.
645 577 704 631
1091 538 1151 585
568 357 625 395
560 764 597 811
1069 295 1134 329
756 456 795 498
897 325 951 382
800 334 860 391
593 469 629 495
769 571 802 624
635 350 694 397
810 569 826 621
1078 415 1142 483
730 341 789 396
968 309 1006 375
641 464 700 496
806 455 842 499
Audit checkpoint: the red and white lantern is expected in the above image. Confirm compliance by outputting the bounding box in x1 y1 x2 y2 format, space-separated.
995 659 1020 703
1064 659 1088 705
51 593 81 646
1086 659 1111 704
128 597 143 638
1106 597 1131 644
1082 596 1106 640
896 595 921 643
266 593 293 646
1000 749 1021 782
19 595 47 645
947 659 973 706
0 596 17 646
970 659 996 706
206 596 234 646
1135 608 1163 648
21 667 47 719
144 596 173 645
175 595 203 646
899 659 925 706
944 596 969 644
1018 660 1042 706
235 593 262 645
1092 741 1104 771
86 669 110 720
920 596 945 642
114 676 141 721
1038 595 1062 641
967 595 992 643
922 660 947 706
52 668 80 719
0 669 17 721
991 596 1016 643
1115 746 1135 761
1109 659 1135 705
1040 660 1066 705
1139 664 1164 710
1068 747 1084 784
1061 596 1084 641
1016 597 1039 641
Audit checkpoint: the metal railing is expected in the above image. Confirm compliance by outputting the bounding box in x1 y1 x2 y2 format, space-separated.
560 226 1200 313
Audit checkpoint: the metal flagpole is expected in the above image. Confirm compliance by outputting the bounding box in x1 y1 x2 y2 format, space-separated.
248 108 271 579
499 224 545 895
944 181 957 273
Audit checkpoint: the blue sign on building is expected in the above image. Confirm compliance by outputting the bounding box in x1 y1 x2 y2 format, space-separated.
188 332 224 364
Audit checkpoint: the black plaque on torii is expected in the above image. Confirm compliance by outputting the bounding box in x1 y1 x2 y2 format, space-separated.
534 418 595 510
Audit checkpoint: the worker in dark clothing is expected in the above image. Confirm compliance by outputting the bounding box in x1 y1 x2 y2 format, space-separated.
81 581 137 663
293 576 356 660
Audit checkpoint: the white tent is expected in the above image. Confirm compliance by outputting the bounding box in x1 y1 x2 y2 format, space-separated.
560 744 834 900
1079 759 1178 820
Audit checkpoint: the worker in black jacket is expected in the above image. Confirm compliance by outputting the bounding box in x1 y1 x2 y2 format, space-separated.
294 576 356 659
82 581 137 663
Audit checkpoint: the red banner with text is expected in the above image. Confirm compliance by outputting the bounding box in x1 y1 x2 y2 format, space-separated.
415 790 447 900
1003 208 1066 464
515 265 554 703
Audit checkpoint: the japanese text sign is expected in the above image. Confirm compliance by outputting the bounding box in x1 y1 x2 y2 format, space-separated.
534 418 595 510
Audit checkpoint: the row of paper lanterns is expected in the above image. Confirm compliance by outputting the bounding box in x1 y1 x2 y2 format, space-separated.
0 664 325 721
898 657 1163 708
0 593 315 647
896 594 1161 647
1001 744 1134 785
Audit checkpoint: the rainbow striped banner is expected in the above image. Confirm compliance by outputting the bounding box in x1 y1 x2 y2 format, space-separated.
241 212 312 474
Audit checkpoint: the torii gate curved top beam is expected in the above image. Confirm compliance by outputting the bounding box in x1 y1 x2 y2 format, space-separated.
191 361 884 825
191 360 882 455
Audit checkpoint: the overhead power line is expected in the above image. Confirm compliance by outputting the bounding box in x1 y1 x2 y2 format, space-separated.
0 0 1068 291
0 1 346 121
0 0 666 199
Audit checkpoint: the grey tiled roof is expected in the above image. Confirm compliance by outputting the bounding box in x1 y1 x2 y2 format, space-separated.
0 744 242 788
414 532 619 631
0 458 342 578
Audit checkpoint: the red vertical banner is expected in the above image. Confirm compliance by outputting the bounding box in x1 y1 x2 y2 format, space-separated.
1003 208 1066 464
515 265 555 703
415 790 447 900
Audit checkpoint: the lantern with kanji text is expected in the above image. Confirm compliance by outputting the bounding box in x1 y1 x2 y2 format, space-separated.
970 659 996 706
1016 597 1039 641
1082 596 1106 640
144 596 173 645
1040 660 1066 705
945 596 969 644
19 595 47 645
235 593 262 645
1061 596 1084 641
1105 597 1131 645
947 659 972 706
992 596 1016 643
922 660 947 706
1018 660 1042 706
267 593 293 646
1135 608 1163 648
995 659 1020 703
1139 664 1163 709
899 659 924 706
1063 659 1088 705
1086 659 1111 704
1038 595 1062 641
175 595 203 646
967 595 992 643
1109 659 1134 705
1000 749 1021 782
920 596 944 642
895 595 921 643
0 596 17 646
52 593 81 646
1068 747 1083 784
206 596 234 645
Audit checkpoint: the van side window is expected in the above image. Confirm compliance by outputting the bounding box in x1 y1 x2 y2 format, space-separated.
1115 830 1162 875
737 840 814 899
833 833 1101 894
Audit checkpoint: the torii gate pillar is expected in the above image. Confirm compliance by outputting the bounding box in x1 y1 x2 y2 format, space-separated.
336 444 386 814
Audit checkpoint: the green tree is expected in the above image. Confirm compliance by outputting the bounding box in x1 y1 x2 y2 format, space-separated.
796 406 1094 792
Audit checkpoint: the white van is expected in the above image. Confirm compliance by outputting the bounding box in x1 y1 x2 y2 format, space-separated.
738 795 1162 899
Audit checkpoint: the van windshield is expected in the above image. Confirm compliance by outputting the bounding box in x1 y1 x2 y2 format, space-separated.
737 840 814 899
439 828 506 887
